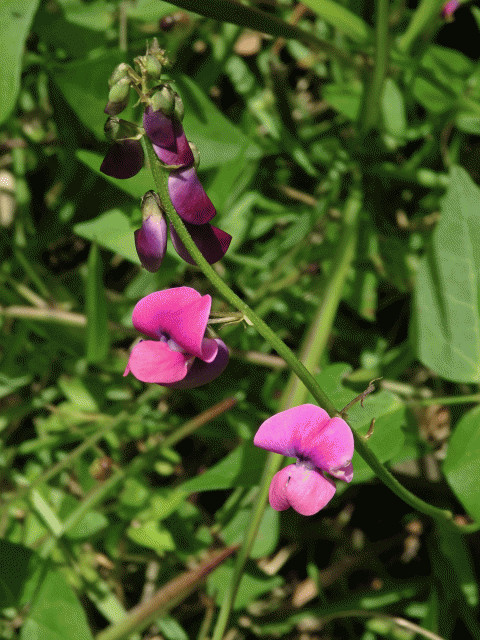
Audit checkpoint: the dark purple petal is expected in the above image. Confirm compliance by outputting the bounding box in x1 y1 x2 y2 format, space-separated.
100 140 144 179
162 339 229 389
170 221 232 265
168 167 216 224
143 106 175 147
143 107 194 166
134 215 167 272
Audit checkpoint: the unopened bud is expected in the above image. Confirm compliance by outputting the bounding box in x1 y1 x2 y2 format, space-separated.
108 77 130 103
141 190 164 221
174 94 184 122
108 63 131 88
135 191 167 272
150 85 175 116
104 117 140 142
145 55 162 79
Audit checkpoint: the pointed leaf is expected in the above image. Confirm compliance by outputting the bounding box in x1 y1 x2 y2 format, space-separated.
0 0 40 125
86 242 109 363
412 165 480 382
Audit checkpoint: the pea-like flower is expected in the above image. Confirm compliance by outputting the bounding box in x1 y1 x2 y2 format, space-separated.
254 404 354 516
124 287 229 389
143 106 194 167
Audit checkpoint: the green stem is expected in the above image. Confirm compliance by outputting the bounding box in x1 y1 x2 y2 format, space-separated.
397 0 445 54
210 189 362 640
359 0 389 137
143 136 337 416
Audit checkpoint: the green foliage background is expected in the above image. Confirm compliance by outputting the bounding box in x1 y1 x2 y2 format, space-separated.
1 0 480 638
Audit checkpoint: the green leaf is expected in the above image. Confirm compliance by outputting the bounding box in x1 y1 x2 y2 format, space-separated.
208 563 282 610
413 76 456 114
127 520 176 554
437 521 478 608
324 82 362 121
173 75 261 168
85 243 109 364
20 570 94 640
0 541 93 639
456 113 480 135
443 404 480 523
382 78 407 138
74 209 140 264
76 150 153 199
0 540 35 609
179 441 265 493
412 165 480 382
300 0 372 43
126 0 184 20
221 506 279 559
66 511 109 540
0 0 40 125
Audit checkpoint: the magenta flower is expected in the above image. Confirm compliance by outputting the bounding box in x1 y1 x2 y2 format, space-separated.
124 288 229 388
442 0 459 18
254 404 354 516
143 106 194 167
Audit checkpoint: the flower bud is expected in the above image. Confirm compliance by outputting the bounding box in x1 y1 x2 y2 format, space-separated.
145 55 162 79
108 63 131 88
108 77 130 104
150 85 175 116
105 77 131 115
174 94 185 122
134 191 168 272
104 117 141 142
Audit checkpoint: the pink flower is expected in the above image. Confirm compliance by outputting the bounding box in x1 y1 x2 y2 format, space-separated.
442 0 459 18
254 404 354 516
124 288 229 388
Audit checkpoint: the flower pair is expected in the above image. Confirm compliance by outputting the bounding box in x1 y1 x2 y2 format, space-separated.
254 405 354 516
124 287 229 389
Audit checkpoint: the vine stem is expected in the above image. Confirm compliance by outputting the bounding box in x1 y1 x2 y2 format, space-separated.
397 0 445 54
359 0 389 137
143 136 337 417
143 136 479 628
210 186 363 640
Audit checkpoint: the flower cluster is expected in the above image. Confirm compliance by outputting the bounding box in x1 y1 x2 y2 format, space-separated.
254 404 354 516
104 46 355 519
100 41 231 269
124 287 229 389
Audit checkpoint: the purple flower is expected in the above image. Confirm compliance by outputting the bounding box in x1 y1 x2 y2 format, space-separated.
170 220 231 265
100 139 144 179
134 215 167 273
168 166 216 225
254 404 354 516
124 287 229 388
143 107 194 167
